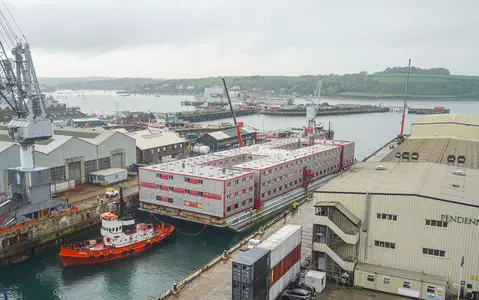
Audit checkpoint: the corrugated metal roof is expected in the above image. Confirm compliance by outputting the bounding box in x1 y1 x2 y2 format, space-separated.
208 131 230 140
381 138 479 169
125 130 185 150
205 126 257 141
35 135 73 154
413 113 479 126
0 141 18 153
79 130 116 145
89 168 126 176
319 162 479 206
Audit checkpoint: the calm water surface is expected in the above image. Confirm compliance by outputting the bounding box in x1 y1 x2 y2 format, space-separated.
1 92 478 299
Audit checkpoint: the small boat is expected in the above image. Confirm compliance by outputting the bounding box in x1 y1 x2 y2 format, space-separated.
59 189 174 266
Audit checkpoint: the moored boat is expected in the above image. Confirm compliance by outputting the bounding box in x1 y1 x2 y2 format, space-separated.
59 189 174 266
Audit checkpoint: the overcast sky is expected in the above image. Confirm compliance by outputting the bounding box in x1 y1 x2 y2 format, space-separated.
4 0 479 78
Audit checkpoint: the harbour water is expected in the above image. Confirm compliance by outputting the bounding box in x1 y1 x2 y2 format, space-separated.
1 93 478 300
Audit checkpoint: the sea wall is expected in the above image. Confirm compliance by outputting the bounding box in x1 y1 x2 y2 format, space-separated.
0 195 137 264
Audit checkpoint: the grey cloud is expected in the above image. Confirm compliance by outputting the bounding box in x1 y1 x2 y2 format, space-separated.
4 0 479 76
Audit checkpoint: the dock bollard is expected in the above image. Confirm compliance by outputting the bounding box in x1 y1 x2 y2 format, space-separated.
222 250 228 260
171 283 178 294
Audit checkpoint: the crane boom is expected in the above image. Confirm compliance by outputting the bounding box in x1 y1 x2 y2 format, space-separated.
222 77 244 147
0 7 52 168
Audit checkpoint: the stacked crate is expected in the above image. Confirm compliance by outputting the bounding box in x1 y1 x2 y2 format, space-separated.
232 247 271 300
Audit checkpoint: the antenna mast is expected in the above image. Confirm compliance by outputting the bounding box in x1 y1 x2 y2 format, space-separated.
399 59 411 137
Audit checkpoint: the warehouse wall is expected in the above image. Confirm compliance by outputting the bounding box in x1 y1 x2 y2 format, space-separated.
97 132 136 166
0 144 20 200
315 192 479 293
35 138 97 168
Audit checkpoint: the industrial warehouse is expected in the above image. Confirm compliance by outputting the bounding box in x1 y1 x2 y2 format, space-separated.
138 137 355 231
0 126 136 201
312 113 479 299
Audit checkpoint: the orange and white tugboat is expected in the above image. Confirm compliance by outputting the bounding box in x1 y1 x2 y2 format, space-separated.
59 188 174 266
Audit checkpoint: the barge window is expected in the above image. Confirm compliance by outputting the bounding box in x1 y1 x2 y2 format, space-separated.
427 286 435 293
383 278 391 285
403 281 411 289
168 175 174 180
367 275 375 282
198 180 203 184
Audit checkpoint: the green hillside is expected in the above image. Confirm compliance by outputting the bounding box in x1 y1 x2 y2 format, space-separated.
40 67 479 99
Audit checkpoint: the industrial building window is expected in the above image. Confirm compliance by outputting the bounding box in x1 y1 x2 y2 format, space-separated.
168 198 173 203
374 240 396 249
227 207 231 212
427 286 435 293
50 166 66 182
377 213 398 221
185 189 190 194
234 203 238 209
198 180 203 184
98 157 111 170
367 275 375 282
85 160 98 174
383 278 391 285
168 175 174 180
403 281 411 289
425 219 447 228
422 248 445 257
168 187 173 191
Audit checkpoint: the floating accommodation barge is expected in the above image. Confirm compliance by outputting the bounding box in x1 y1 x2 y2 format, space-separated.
138 138 354 231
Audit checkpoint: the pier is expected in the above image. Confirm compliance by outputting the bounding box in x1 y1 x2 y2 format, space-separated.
0 183 138 264
261 106 388 116
156 187 325 300
176 108 257 122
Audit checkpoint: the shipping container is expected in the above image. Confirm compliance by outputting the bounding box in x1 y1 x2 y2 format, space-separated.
232 274 269 300
304 270 326 294
233 247 270 284
257 225 302 300
269 262 301 300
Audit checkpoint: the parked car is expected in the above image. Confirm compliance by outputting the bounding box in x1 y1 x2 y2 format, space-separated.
105 188 119 198
280 288 312 300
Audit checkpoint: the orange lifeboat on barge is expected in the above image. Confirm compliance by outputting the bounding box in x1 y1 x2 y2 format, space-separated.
59 188 174 266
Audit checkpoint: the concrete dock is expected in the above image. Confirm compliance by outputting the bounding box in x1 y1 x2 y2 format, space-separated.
159 194 317 300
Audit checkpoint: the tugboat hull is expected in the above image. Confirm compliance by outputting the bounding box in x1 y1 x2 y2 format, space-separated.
59 225 174 266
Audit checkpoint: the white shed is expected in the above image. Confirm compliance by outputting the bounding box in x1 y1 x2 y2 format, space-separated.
89 168 127 186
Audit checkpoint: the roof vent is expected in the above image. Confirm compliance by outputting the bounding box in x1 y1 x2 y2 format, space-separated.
376 165 386 171
453 170 465 176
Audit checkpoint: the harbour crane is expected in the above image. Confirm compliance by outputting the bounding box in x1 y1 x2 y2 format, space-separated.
0 10 52 165
221 77 244 147
0 5 58 226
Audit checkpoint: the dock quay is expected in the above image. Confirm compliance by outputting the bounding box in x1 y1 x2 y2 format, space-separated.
174 125 234 137
156 186 324 300
181 100 228 107
0 184 138 264
261 106 388 116
176 108 257 122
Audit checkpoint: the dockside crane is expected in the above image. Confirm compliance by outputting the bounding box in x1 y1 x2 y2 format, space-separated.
0 5 57 226
0 9 52 165
221 77 244 147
